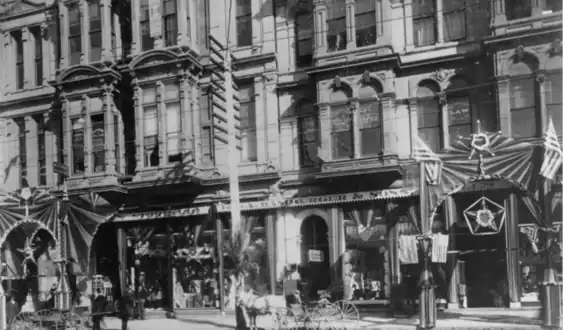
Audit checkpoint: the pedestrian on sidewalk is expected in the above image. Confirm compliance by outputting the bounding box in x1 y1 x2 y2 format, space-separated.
119 287 135 330
92 288 108 330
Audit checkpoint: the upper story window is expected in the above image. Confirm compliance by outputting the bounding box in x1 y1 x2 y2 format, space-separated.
91 113 105 172
71 117 85 175
443 0 466 42
417 81 441 151
69 4 82 65
163 0 178 47
413 0 436 47
89 0 102 61
140 0 153 51
510 74 538 139
32 27 43 86
239 81 257 162
358 83 383 156
236 0 252 47
446 78 472 144
16 118 27 188
199 89 214 165
505 0 532 20
164 82 182 163
355 0 377 47
13 31 24 90
330 88 353 159
143 85 159 167
546 71 562 135
327 0 347 52
295 1 313 67
298 101 318 167
34 115 47 186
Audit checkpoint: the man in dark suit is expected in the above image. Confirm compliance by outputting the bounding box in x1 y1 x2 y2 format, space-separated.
6 289 20 328
92 288 108 330
119 287 135 330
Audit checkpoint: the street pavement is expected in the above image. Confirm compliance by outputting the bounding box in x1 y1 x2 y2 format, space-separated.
99 307 543 329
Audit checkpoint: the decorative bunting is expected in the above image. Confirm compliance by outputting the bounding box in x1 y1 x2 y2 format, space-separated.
414 136 442 185
540 117 563 181
520 225 539 254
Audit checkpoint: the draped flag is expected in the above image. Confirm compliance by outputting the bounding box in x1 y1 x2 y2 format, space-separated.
519 225 539 254
540 117 563 181
414 136 442 185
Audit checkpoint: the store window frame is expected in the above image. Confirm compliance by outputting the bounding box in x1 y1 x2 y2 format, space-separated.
358 82 383 156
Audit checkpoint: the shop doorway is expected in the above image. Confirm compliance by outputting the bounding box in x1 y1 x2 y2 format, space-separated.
300 216 330 300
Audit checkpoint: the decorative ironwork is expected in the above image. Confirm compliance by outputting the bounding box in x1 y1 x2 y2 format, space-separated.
463 196 506 236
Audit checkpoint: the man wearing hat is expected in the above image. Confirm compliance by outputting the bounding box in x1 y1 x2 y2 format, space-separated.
6 289 20 327
136 272 147 320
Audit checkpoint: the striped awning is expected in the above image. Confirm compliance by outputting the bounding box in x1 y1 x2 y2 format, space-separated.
116 188 418 222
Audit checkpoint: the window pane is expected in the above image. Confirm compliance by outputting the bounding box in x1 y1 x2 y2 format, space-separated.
302 141 318 167
443 10 466 42
331 106 351 132
144 106 158 136
448 96 471 125
414 17 436 46
413 0 435 16
505 0 532 20
69 6 80 24
165 82 180 100
356 13 377 47
236 0 251 15
301 116 317 143
90 32 102 61
511 108 537 138
166 102 181 133
356 0 375 13
359 101 381 129
418 127 440 151
163 0 177 14
332 131 353 159
361 127 382 155
143 86 157 104
418 100 440 128
72 118 85 174
449 124 472 145
510 78 535 109
236 16 252 46
327 18 346 51
167 134 180 157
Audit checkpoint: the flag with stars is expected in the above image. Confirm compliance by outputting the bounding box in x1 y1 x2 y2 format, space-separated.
540 117 562 181
414 135 442 185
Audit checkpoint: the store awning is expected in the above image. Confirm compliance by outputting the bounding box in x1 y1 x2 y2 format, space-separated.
115 188 418 222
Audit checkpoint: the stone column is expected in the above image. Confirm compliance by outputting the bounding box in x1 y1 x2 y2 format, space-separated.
103 85 116 174
351 101 360 159
3 32 14 92
254 76 266 162
381 93 396 155
21 27 32 89
537 73 547 132
403 0 414 51
313 0 327 57
506 193 521 308
61 96 72 175
376 0 388 43
133 84 144 172
39 24 49 86
80 0 88 64
330 207 342 286
179 75 188 156
345 0 356 50
82 96 92 174
279 118 297 171
265 77 279 164
435 0 444 44
445 196 459 309
438 92 449 149
117 113 126 173
408 99 418 157
45 9 58 80
130 0 140 55
58 2 69 68
266 213 276 295
318 104 331 161
189 83 200 167
101 0 112 61
275 210 287 285
177 0 188 46
113 13 122 58
156 82 166 165
43 112 54 187
497 77 511 137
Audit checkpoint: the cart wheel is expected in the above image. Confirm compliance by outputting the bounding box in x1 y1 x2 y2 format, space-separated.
36 309 59 330
332 300 360 324
271 307 298 330
12 312 41 330
312 301 340 323
60 311 86 330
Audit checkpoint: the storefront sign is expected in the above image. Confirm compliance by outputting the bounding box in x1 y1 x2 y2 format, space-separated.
308 250 324 263
117 188 417 222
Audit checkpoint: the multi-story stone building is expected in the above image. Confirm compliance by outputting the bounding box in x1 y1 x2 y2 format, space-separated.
0 0 560 315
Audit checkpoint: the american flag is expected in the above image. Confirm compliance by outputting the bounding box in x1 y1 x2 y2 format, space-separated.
540 117 562 181
414 135 442 185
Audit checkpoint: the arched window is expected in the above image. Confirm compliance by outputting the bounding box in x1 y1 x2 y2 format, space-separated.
330 88 353 159
509 58 538 138
417 81 441 151
358 83 382 155
447 77 471 144
298 101 318 167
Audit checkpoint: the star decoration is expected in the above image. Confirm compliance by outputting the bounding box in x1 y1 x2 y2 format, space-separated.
463 196 506 236
17 237 39 275
457 120 501 176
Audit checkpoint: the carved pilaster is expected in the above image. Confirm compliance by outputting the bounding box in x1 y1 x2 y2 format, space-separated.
103 83 116 174
350 101 360 159
61 96 72 176
345 0 356 50
101 0 113 62
3 33 14 91
81 95 91 174
313 0 327 57
133 83 143 172
156 81 165 165
407 99 418 157
381 95 396 155
21 27 32 89
0 118 6 184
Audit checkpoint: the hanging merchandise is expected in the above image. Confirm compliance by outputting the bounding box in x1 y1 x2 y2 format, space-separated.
398 235 419 264
431 233 449 263
463 196 506 236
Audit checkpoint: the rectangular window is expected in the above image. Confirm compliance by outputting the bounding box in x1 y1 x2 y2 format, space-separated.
143 86 159 167
200 90 214 164
69 5 82 65
114 114 120 172
197 0 209 49
413 0 436 47
417 99 441 151
35 115 47 186
17 119 27 188
13 31 24 90
71 118 85 174
140 0 153 51
300 113 318 167
163 0 178 47
359 101 382 155
91 114 105 172
331 106 353 159
89 0 102 61
505 0 532 20
355 0 377 47
510 77 538 138
295 4 313 67
327 0 346 52
239 81 257 162
32 27 43 86
165 82 181 163
448 96 472 144
546 72 562 136
236 0 252 47
201 126 213 164
443 0 466 42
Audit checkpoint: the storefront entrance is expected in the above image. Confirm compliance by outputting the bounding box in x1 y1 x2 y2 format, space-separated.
300 216 330 299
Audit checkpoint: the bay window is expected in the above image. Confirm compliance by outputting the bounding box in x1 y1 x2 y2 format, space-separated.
355 0 377 47
331 105 353 159
298 102 318 167
510 77 538 139
413 0 436 47
72 118 85 174
359 100 382 156
295 2 313 67
69 4 82 65
443 0 466 42
14 31 24 90
239 81 257 162
163 0 178 47
140 0 153 51
17 119 27 188
546 72 562 135
143 86 159 167
417 82 441 151
505 0 532 20
35 115 47 186
32 27 43 86
91 114 105 172
236 0 252 47
165 82 182 163
89 0 102 62
327 0 346 52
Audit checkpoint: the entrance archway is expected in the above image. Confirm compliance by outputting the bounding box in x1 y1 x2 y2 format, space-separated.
300 215 330 300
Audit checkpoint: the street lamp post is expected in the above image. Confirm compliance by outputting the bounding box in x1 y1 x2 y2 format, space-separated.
417 235 436 330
